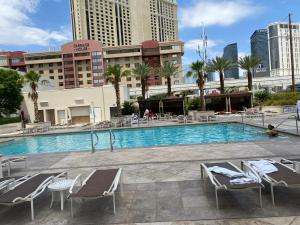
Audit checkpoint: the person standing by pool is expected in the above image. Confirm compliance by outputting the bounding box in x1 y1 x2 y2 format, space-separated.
144 108 150 119
20 110 26 129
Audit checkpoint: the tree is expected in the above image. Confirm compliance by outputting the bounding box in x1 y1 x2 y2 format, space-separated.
208 56 234 94
103 65 131 116
238 56 262 91
186 61 206 111
0 69 23 117
24 71 49 122
132 63 150 100
158 61 179 96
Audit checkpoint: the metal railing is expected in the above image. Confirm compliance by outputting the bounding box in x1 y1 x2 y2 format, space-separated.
109 129 116 152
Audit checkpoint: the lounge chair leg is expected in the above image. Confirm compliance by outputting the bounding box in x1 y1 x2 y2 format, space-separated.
113 193 116 215
120 173 124 197
270 184 275 206
71 198 74 217
200 165 203 179
215 188 219 209
259 187 262 208
31 199 34 220
7 162 11 177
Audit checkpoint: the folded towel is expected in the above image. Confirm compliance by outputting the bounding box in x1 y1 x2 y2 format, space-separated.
208 166 244 178
230 177 258 185
248 160 278 175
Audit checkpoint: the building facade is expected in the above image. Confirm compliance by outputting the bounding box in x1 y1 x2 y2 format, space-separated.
24 39 184 90
268 22 300 78
24 40 104 89
104 40 184 88
70 0 178 47
223 43 239 79
0 51 26 72
251 29 270 77
22 86 129 124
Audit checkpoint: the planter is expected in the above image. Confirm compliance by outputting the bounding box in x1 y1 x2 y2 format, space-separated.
188 110 215 120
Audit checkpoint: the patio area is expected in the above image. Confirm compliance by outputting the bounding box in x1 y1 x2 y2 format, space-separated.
1 135 300 225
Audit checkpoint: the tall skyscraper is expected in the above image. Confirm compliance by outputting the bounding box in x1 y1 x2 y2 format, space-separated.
268 22 300 77
223 43 239 79
70 0 179 47
251 29 270 77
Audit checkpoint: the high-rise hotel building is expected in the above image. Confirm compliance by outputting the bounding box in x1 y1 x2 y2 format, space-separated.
70 0 179 47
268 22 300 77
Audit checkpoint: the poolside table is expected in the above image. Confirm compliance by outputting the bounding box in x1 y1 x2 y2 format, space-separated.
48 179 74 211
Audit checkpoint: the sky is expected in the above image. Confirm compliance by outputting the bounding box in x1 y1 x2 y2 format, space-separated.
0 0 299 68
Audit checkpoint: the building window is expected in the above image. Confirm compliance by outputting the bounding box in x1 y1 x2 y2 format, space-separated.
136 83 141 87
93 65 102 70
49 69 54 74
78 81 84 85
87 73 91 77
58 76 63 80
39 70 44 74
87 80 92 84
136 76 141 81
127 84 132 88
49 63 53 67
125 64 130 68
49 76 54 80
126 77 131 81
58 69 63 73
92 51 102 56
77 67 82 72
92 58 103 63
38 64 43 68
29 64 34 68
78 74 83 78
59 82 64 86
94 72 102 77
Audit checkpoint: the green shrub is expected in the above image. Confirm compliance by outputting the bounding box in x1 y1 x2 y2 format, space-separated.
0 117 20 125
121 101 138 115
261 92 300 106
188 98 200 110
255 92 271 103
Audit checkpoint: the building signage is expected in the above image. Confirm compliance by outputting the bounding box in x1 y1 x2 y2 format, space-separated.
73 43 90 52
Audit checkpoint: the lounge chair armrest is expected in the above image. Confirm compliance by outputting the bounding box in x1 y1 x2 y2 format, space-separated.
69 174 82 195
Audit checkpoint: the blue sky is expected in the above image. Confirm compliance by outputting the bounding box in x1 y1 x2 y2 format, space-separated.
0 0 299 67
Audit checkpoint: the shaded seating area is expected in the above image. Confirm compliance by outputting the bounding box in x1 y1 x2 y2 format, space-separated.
138 97 185 117
242 159 300 206
69 168 123 217
200 162 262 209
0 172 66 220
205 92 252 113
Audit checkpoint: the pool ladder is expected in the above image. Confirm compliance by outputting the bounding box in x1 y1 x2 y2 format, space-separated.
91 127 116 153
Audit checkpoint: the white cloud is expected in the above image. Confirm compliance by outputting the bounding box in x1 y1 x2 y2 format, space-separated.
0 0 71 46
179 0 262 28
185 39 222 51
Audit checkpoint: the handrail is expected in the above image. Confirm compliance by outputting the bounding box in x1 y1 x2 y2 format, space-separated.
109 129 116 152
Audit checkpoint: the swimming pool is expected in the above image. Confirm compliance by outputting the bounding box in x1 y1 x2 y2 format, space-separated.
0 123 272 156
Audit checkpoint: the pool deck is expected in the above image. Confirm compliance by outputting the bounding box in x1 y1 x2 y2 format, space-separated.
1 134 300 225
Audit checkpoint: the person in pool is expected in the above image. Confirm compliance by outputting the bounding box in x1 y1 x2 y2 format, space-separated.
266 124 278 137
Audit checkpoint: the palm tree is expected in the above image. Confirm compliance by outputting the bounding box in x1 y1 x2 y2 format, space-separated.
158 61 179 96
208 56 234 94
103 65 131 116
132 63 150 100
24 71 49 122
186 61 206 111
238 56 262 91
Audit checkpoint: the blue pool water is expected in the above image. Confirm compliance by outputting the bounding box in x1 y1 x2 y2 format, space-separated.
0 123 272 156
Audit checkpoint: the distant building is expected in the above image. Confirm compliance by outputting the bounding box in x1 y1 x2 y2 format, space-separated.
251 29 270 77
223 43 239 79
268 22 300 77
70 0 179 47
0 51 26 72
